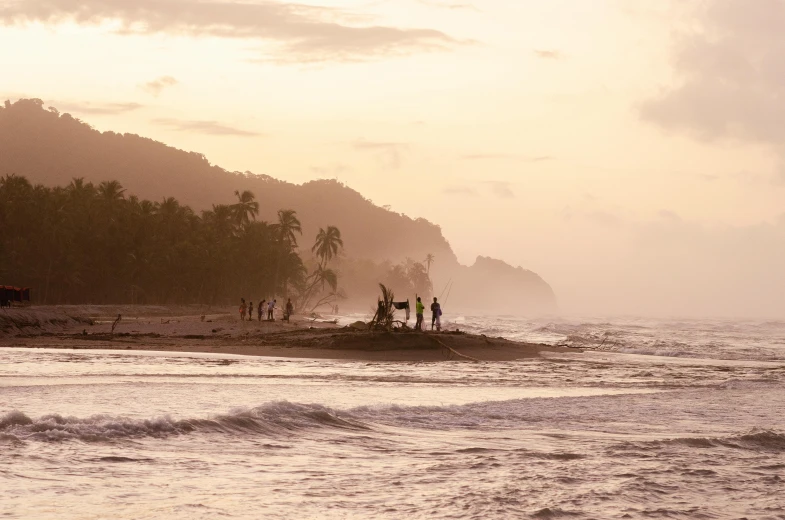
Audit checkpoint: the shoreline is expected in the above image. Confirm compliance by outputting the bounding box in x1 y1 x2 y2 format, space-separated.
0 306 580 362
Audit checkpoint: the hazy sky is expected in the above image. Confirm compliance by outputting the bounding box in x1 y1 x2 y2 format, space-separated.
2 0 784 317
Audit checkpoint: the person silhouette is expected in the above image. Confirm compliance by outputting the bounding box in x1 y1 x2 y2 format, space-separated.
430 297 442 331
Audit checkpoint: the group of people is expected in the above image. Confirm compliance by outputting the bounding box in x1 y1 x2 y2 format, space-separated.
239 297 294 322
414 296 442 332
239 294 441 330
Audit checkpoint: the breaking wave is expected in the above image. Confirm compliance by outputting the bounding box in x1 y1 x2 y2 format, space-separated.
0 402 370 442
615 429 785 453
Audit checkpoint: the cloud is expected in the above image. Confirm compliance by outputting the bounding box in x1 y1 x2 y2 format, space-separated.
640 1 785 178
140 76 178 97
658 209 682 222
586 210 622 228
731 169 779 185
461 153 553 162
534 49 562 60
352 139 408 169
152 118 261 136
443 185 478 196
0 0 460 62
483 180 514 199
416 0 477 10
461 153 512 160
56 101 143 115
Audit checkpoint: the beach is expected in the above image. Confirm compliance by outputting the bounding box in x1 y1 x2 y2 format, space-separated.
0 305 576 361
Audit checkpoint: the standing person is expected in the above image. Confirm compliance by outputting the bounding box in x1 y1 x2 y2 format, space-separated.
239 298 246 321
415 296 424 331
430 297 442 331
267 299 276 321
258 300 265 322
248 301 254 321
284 298 294 322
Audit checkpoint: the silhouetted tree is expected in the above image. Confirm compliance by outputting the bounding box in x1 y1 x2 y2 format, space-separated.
425 253 435 278
312 226 343 266
232 190 259 231
274 209 302 248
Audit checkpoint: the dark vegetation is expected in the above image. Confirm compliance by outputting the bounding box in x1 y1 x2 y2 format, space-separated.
0 174 313 304
0 174 435 307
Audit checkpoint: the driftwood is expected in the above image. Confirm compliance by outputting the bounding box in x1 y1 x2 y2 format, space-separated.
110 314 121 335
368 283 396 330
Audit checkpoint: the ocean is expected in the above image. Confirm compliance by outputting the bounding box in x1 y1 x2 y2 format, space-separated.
2 316 784 519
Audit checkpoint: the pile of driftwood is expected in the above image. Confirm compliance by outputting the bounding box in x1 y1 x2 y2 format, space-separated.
367 284 402 331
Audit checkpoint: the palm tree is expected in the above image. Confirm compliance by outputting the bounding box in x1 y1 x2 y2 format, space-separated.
273 209 302 248
68 177 91 194
313 264 338 292
296 264 338 312
204 204 235 239
98 180 126 202
425 253 435 278
312 226 343 266
157 196 180 217
231 190 259 231
271 209 302 297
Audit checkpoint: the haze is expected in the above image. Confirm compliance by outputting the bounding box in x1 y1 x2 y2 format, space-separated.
2 0 783 318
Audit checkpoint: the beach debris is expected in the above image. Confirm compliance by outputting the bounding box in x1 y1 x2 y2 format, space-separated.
111 314 121 334
369 284 398 330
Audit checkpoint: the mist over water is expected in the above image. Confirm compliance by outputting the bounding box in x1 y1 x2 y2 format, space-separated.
2 315 784 519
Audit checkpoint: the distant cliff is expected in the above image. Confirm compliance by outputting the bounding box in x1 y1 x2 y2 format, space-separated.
0 98 557 313
437 257 557 313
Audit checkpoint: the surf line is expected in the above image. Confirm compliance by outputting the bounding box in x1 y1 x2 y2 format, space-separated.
428 335 480 363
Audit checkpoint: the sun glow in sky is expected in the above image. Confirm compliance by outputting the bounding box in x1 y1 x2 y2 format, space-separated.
2 0 784 316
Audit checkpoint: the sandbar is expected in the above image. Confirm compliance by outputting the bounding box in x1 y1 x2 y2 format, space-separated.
0 306 579 362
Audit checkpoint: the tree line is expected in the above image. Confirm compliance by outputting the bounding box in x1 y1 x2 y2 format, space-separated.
0 174 343 307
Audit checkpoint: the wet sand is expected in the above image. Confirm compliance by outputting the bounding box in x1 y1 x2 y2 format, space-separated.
0 306 579 362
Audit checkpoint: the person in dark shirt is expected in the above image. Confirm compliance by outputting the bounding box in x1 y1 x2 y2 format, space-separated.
430 297 442 331
285 298 294 322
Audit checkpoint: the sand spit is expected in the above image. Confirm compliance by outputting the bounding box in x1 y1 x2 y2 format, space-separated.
1 306 579 362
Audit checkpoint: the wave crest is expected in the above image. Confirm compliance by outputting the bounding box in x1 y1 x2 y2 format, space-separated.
0 402 370 443
616 429 785 453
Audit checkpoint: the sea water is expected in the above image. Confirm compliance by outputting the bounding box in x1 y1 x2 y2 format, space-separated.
1 316 784 519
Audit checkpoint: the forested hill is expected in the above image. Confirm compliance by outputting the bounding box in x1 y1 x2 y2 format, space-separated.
0 98 456 266
0 98 557 312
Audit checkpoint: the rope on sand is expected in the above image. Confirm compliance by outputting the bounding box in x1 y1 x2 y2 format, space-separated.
428 335 480 363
